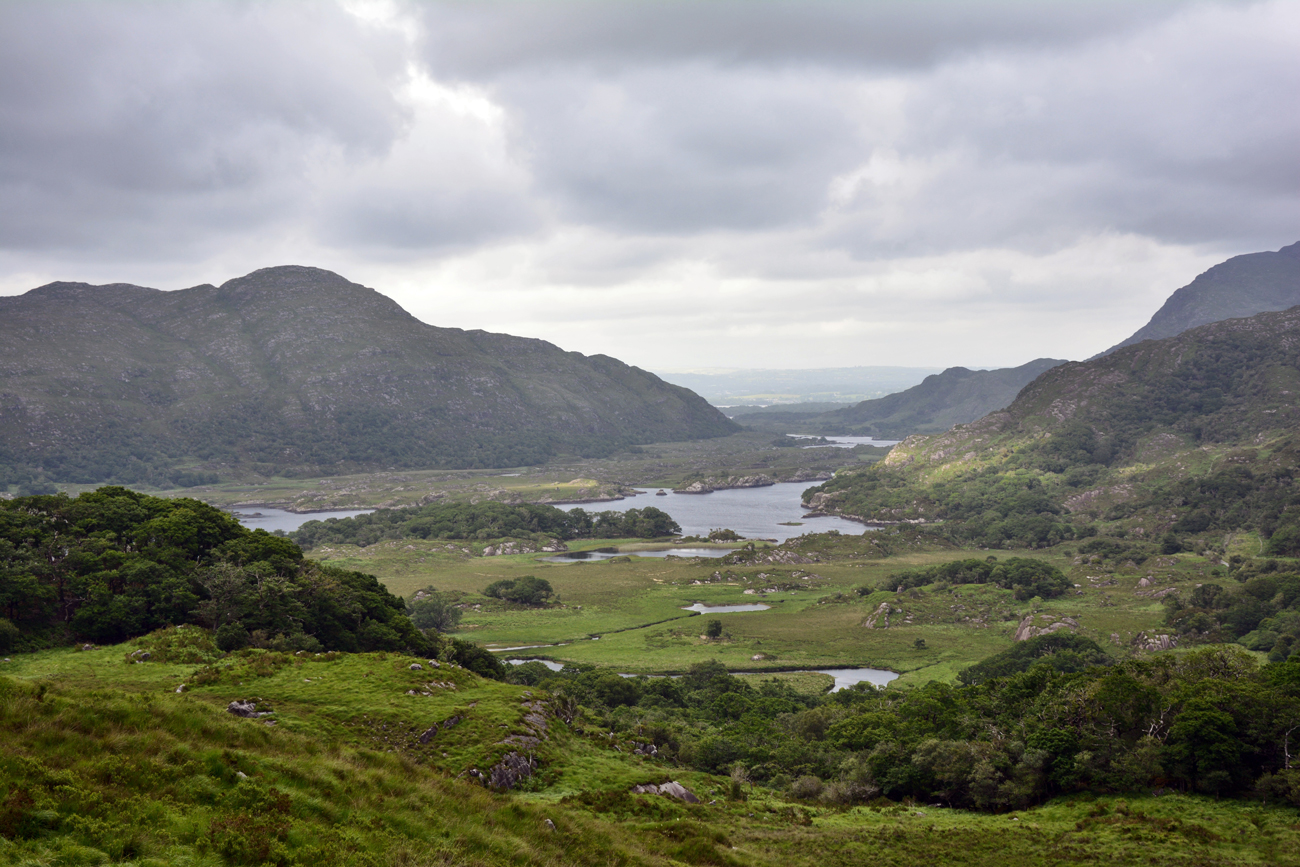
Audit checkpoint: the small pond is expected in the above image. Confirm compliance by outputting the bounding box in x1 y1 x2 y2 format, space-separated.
506 659 564 671
229 507 374 533
680 602 771 613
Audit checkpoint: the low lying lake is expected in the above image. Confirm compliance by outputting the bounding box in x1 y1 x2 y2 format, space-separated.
582 482 872 542
229 507 374 533
794 435 900 450
681 603 771 613
544 546 733 563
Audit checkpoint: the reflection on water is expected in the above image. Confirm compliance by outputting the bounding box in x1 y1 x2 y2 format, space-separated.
793 435 901 450
230 507 374 533
582 482 871 541
506 659 564 671
616 667 897 691
681 603 771 613
544 547 733 563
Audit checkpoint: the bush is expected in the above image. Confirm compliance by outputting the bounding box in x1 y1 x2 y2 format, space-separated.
0 618 19 653
215 623 250 652
790 775 824 800
482 576 554 606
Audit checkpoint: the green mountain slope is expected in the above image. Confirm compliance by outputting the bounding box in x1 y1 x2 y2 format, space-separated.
803 306 1300 549
1098 239 1300 356
806 358 1067 438
0 266 736 486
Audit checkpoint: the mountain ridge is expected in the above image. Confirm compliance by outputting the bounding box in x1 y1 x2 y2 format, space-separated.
1097 240 1300 357
0 265 737 487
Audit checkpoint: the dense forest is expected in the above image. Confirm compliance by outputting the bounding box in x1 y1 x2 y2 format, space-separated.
0 488 429 655
290 501 680 549
513 640 1300 810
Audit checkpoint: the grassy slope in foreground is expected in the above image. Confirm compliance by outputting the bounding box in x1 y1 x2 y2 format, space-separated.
4 643 1300 867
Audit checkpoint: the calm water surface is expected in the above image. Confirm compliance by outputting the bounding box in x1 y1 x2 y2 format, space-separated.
582 482 871 541
680 603 771 613
794 435 901 449
230 507 374 533
544 546 733 562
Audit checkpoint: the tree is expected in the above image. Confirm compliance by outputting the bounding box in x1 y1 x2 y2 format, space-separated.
706 619 723 639
482 575 553 606
407 587 462 633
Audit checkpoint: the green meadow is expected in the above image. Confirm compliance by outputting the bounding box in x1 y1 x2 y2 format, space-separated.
307 527 1232 683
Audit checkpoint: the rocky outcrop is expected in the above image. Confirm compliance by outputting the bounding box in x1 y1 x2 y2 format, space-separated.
630 781 700 803
863 602 893 629
227 700 274 719
482 539 568 556
468 752 537 791
1133 632 1178 652
674 474 777 494
1014 614 1081 641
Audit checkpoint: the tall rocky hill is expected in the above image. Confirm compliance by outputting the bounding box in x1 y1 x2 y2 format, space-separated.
804 306 1300 549
0 266 737 485
1098 240 1300 356
805 358 1066 438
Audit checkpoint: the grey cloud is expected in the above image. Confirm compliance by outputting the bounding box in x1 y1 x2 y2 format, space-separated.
497 65 862 232
0 1 409 255
413 0 1190 75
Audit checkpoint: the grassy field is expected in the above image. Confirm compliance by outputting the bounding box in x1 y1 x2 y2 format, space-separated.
305 525 1226 683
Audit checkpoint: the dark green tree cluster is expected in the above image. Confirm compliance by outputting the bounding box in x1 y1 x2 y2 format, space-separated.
0 488 428 656
518 648 1300 811
291 501 679 549
482 576 554 606
810 467 1085 548
1165 566 1300 662
406 587 462 633
872 557 1072 600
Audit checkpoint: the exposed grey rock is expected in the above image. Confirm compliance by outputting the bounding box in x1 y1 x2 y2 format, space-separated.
409 663 423 670
227 700 273 719
1014 614 1081 641
486 752 536 791
630 781 700 803
863 602 893 629
1133 632 1178 652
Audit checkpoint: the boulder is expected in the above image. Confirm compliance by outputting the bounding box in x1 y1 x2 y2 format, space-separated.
863 602 892 629
1014 614 1081 642
1133 632 1178 652
486 752 537 791
630 781 700 803
227 700 274 719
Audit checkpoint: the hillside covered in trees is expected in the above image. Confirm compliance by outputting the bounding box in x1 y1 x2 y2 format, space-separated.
0 487 430 655
0 266 736 490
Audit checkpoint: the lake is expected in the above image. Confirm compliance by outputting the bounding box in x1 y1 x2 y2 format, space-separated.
544 546 733 562
794 435 900 449
581 481 871 541
229 507 374 533
681 603 771 613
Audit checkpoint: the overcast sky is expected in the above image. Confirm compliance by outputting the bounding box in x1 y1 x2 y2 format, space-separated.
1 0 1296 370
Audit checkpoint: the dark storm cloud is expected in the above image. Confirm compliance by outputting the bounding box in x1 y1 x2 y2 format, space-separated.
0 0 1295 368
0 1 409 255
